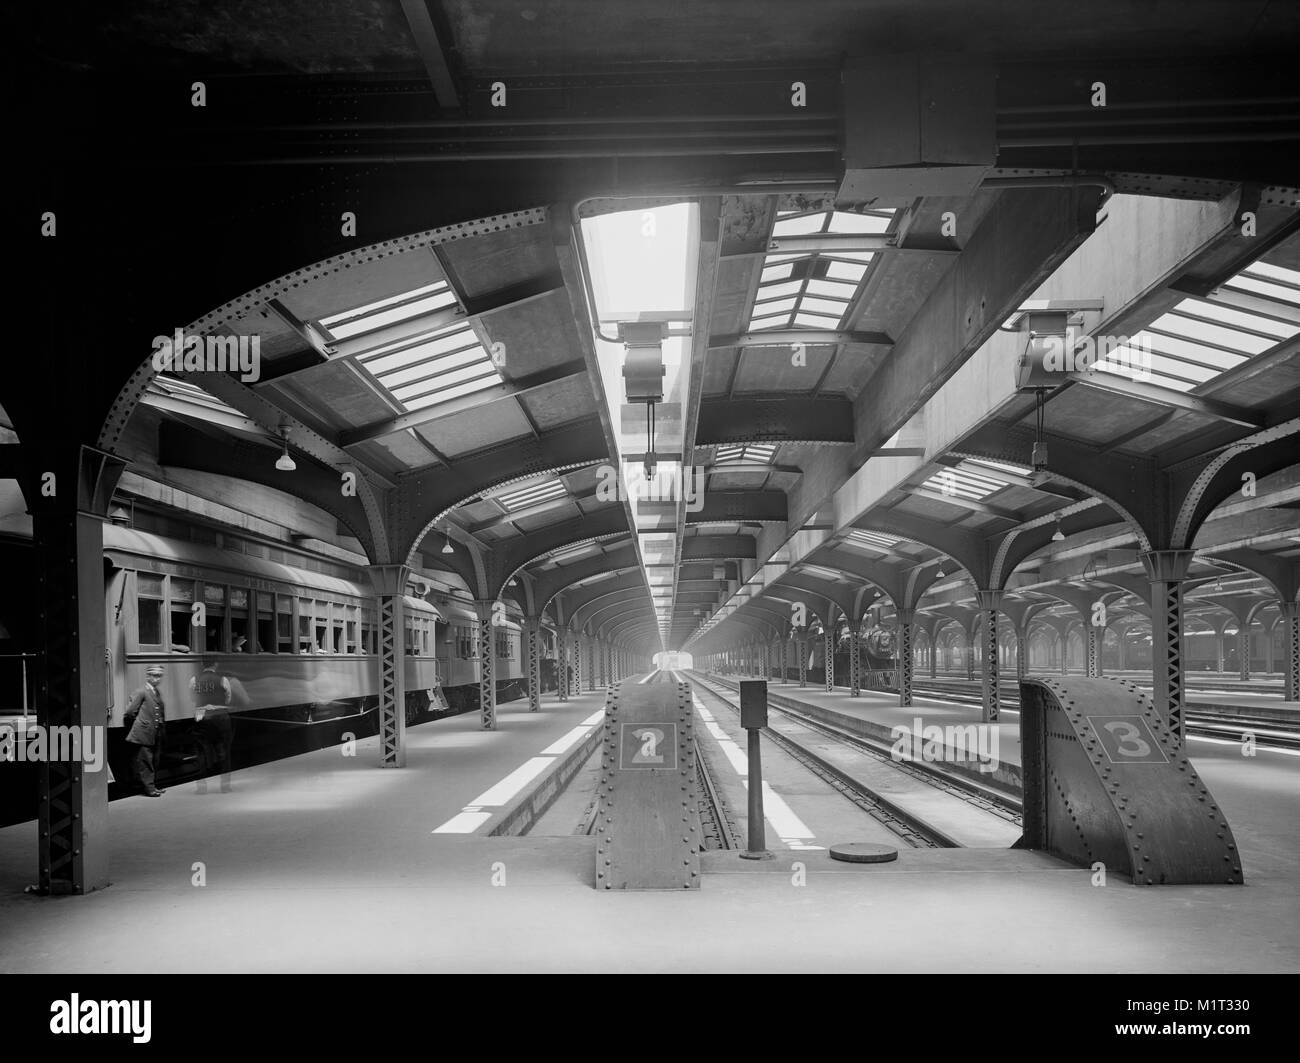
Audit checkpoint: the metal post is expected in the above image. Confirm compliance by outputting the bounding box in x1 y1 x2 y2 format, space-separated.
557 628 569 702
1281 602 1300 702
849 623 861 697
369 564 411 765
475 599 497 729
897 610 914 707
737 680 771 860
976 591 1002 722
525 617 541 711
1143 550 1194 745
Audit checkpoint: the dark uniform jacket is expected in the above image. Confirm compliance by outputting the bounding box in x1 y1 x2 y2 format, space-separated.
124 682 166 746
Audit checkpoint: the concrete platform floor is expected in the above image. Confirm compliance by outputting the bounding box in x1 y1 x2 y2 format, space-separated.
1 680 1297 973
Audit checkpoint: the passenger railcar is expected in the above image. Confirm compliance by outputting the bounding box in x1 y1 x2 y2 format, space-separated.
2 520 558 821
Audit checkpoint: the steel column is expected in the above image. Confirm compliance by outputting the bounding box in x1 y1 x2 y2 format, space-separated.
1282 602 1300 702
897 610 915 708
824 629 834 691
1143 550 1194 745
976 591 1002 723
1239 627 1250 681
33 453 122 896
369 564 411 767
475 600 497 729
526 618 542 711
849 623 861 697
1086 624 1100 678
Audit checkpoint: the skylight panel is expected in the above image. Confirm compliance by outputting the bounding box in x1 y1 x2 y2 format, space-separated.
806 279 859 300
357 321 501 412
794 311 841 328
825 261 869 283
800 296 852 316
1229 271 1300 305
753 297 799 316
846 528 900 550
772 213 827 236
826 210 893 234
714 442 777 466
319 280 458 341
756 280 804 301
923 467 1004 501
1093 258 1300 394
498 479 567 512
747 209 895 334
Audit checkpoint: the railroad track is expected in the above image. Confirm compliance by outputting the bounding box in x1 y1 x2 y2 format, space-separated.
908 680 1300 751
689 672 1021 849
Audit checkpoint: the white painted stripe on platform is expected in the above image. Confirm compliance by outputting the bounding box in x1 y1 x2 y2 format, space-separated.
432 811 493 834
469 756 553 807
541 725 594 756
638 670 660 684
431 706 608 833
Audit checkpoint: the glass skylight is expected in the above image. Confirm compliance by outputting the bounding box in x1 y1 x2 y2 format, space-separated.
319 280 460 341
497 479 567 513
714 442 778 465
749 209 894 332
845 528 901 551
922 465 1007 502
1095 261 1300 393
357 323 500 412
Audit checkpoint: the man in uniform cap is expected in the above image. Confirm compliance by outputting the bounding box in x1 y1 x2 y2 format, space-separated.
123 665 167 796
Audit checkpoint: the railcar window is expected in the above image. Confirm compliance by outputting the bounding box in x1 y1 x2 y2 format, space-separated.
314 600 329 653
256 592 275 654
137 573 164 648
298 597 314 653
332 605 345 653
361 608 374 654
495 631 513 659
346 606 358 654
204 584 227 652
277 594 293 653
229 587 250 652
169 578 194 652
455 624 476 659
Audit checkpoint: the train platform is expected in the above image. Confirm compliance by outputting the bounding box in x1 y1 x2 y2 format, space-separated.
1 675 1297 973
917 671 1300 719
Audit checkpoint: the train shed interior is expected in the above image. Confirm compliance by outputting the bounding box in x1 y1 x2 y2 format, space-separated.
4 0 1300 985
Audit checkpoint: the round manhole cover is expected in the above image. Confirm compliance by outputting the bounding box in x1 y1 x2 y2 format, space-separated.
829 842 899 864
